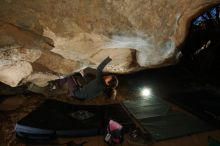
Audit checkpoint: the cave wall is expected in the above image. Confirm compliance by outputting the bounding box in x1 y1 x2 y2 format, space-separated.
0 0 219 87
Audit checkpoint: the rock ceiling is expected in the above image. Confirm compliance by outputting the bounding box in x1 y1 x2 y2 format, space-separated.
0 0 219 87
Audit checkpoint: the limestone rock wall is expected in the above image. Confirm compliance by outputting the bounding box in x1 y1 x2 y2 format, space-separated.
0 0 219 87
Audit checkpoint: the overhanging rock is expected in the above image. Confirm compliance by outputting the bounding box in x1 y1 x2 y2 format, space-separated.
0 0 219 87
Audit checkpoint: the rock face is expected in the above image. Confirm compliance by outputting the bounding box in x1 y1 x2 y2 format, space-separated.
0 0 219 87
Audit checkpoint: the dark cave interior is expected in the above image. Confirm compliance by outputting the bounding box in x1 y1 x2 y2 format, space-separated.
181 4 220 86
1 3 220 146
1 3 220 127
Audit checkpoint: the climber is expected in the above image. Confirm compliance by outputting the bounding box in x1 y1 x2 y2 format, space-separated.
49 56 119 100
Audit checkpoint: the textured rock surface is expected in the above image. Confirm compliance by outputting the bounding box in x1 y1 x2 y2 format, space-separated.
0 0 219 87
0 60 32 87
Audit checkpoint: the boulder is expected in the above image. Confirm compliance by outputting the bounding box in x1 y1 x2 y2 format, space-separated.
0 0 219 87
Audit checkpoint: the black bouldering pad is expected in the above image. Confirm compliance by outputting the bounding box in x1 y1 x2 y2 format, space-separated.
123 97 215 141
16 99 134 139
123 97 170 119
140 111 215 140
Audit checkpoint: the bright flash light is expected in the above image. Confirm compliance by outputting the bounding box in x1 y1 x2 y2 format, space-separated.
141 88 151 97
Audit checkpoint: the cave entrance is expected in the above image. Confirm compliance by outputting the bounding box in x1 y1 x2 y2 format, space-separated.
181 4 220 86
167 4 220 128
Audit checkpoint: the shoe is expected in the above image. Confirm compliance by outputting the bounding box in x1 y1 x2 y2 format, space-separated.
48 82 57 91
127 129 153 146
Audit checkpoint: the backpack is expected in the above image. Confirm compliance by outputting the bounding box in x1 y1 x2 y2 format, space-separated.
104 120 124 145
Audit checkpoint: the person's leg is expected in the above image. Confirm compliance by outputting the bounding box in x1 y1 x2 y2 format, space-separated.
73 72 87 86
66 75 80 97
57 78 68 87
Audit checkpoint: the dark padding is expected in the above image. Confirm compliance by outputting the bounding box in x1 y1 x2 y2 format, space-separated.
16 99 134 139
140 112 214 140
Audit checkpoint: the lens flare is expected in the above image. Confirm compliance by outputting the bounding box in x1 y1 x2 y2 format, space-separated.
141 88 151 97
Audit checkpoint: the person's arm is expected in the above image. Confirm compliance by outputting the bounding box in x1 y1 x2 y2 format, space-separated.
96 56 112 77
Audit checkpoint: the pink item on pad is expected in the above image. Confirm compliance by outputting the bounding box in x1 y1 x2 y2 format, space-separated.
108 120 123 131
105 120 123 144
